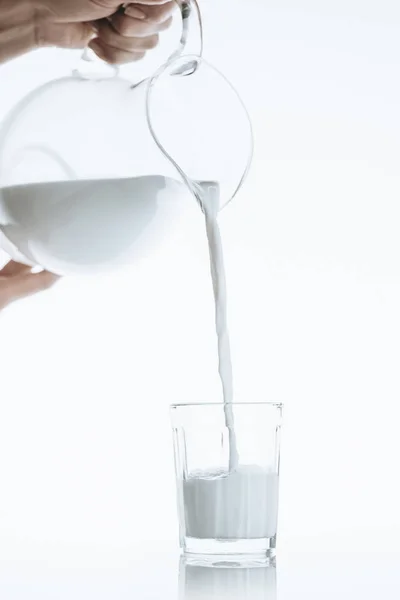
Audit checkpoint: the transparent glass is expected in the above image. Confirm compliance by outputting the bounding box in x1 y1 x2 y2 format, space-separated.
179 555 277 599
0 0 253 276
171 403 283 560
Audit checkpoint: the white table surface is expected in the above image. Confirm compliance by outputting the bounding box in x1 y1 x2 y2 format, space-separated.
0 538 398 600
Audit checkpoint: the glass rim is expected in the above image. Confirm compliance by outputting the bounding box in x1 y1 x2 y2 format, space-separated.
170 401 283 409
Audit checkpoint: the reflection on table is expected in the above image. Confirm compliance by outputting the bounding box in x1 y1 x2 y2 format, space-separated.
178 555 277 600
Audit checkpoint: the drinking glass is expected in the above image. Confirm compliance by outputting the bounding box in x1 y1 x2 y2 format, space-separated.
171 402 283 560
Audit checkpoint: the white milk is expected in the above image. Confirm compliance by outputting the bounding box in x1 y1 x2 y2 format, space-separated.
200 183 238 470
183 466 279 541
0 175 194 275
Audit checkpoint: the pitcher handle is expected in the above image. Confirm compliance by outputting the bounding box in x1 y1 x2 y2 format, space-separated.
171 0 203 61
74 0 203 80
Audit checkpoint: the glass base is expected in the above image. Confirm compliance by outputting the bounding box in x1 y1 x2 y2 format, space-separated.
182 536 277 565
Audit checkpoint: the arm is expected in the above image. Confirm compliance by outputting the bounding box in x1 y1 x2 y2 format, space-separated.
0 1 37 64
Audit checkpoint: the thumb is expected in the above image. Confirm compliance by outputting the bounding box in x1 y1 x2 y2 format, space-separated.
0 271 59 310
41 22 94 49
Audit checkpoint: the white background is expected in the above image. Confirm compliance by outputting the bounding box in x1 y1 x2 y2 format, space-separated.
1 0 400 595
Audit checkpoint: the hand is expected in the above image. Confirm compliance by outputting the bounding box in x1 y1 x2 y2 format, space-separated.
0 261 59 312
35 0 177 64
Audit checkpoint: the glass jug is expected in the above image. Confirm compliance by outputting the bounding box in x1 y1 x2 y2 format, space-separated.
0 0 254 276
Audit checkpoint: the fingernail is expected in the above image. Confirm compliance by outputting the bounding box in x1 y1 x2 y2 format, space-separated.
124 5 147 19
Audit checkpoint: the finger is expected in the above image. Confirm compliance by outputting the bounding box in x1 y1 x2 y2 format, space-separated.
41 22 94 49
123 0 175 5
0 261 32 278
94 0 176 6
95 19 159 51
87 0 172 19
2 271 59 307
89 39 146 64
110 9 174 38
124 1 176 25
